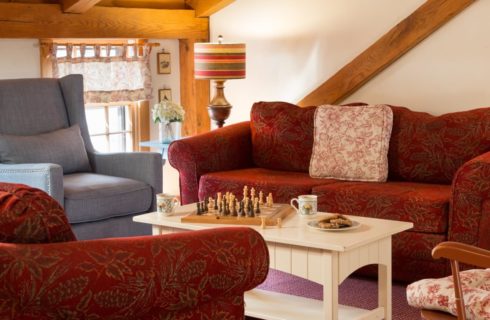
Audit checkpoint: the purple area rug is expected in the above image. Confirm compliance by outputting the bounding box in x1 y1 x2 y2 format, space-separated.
248 268 421 320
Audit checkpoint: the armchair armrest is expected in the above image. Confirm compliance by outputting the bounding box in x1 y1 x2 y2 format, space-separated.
0 163 63 205
432 241 490 268
450 151 490 249
0 227 269 319
89 152 162 210
168 122 253 204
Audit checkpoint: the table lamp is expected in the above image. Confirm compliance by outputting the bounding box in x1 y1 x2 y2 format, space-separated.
194 36 246 128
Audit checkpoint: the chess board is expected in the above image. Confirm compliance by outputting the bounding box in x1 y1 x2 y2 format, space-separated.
181 203 294 227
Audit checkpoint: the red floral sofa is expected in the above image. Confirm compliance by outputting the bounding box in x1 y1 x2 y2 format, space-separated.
0 183 269 319
168 101 490 282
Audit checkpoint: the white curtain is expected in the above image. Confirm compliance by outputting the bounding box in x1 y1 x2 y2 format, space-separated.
49 43 152 103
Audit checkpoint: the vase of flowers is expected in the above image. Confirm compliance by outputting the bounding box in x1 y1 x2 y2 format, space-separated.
152 99 185 143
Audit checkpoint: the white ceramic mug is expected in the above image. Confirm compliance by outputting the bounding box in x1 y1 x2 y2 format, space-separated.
156 193 180 216
290 195 318 218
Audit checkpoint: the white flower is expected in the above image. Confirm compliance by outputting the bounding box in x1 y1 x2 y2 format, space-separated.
152 100 185 123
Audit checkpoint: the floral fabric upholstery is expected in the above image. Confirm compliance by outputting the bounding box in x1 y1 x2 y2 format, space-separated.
310 104 393 182
199 168 338 203
251 101 316 172
388 106 490 184
450 151 490 248
407 268 490 319
314 181 451 233
168 121 253 204
0 183 76 243
0 183 269 319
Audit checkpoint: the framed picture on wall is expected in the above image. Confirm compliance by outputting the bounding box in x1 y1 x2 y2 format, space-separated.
158 89 172 102
157 52 171 74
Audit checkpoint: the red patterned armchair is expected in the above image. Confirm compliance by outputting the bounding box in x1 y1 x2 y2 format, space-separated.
0 183 269 319
168 101 490 282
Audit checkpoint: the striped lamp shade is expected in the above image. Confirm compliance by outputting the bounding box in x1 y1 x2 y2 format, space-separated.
194 42 246 80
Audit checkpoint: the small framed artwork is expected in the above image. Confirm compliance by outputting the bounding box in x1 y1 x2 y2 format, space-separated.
157 52 171 74
158 89 172 102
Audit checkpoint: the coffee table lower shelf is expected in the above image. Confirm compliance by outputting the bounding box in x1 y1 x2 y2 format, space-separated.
245 289 385 320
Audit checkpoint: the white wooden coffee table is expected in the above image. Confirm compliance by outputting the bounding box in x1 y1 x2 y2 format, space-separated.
133 204 413 320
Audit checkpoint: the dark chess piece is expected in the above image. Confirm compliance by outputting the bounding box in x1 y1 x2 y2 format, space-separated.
214 197 218 211
218 202 223 214
238 201 244 217
231 200 237 216
196 202 202 215
204 198 209 213
255 201 261 214
247 202 254 217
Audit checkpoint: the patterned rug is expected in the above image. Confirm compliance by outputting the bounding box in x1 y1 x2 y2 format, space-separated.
247 268 421 320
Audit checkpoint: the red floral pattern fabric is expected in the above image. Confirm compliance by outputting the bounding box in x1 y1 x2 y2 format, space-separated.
388 106 490 184
0 227 269 319
251 101 316 172
314 181 451 233
0 183 269 319
0 183 76 243
407 268 490 319
450 151 490 248
199 168 338 203
168 122 253 204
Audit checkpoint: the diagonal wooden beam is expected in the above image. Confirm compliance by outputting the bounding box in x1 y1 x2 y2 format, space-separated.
185 0 234 17
0 3 207 39
298 0 475 107
62 0 102 13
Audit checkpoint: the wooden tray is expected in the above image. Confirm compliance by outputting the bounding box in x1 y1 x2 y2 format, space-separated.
181 203 294 227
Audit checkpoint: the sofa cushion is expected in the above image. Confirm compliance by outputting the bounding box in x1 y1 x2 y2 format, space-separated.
199 168 338 203
310 104 393 182
0 124 91 174
63 173 152 223
0 183 76 243
313 181 451 233
251 101 316 172
407 268 490 319
388 106 490 184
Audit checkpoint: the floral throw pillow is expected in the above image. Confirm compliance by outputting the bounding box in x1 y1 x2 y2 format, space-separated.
309 104 393 182
406 268 490 319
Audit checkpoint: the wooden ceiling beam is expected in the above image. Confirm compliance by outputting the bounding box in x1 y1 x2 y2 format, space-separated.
185 0 234 17
298 0 476 107
62 0 102 13
96 0 186 10
0 3 208 39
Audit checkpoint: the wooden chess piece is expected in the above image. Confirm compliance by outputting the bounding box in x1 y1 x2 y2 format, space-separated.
255 198 261 214
214 197 218 211
196 202 202 215
259 191 264 205
250 187 256 199
243 185 248 199
260 217 266 229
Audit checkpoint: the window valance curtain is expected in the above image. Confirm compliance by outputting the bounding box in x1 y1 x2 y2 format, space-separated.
48 43 152 103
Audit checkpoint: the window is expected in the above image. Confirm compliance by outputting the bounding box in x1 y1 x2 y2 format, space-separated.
86 103 134 152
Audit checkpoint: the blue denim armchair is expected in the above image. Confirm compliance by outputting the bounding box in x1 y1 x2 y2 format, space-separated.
0 75 162 239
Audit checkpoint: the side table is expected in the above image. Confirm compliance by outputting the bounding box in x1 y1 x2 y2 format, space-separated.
139 140 172 161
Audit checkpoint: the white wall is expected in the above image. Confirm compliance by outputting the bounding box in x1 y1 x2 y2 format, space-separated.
0 39 40 79
148 39 181 196
211 0 490 121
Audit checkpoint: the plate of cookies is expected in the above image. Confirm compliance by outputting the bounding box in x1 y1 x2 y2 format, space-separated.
307 214 361 231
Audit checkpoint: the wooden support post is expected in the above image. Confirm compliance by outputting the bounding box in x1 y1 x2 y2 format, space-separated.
179 38 211 136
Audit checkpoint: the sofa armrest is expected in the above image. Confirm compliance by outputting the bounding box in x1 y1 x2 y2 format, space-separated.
89 152 162 210
0 163 64 206
0 227 269 319
168 121 253 204
450 151 490 249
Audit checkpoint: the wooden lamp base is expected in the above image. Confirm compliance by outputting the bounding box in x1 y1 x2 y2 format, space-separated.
208 80 232 128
